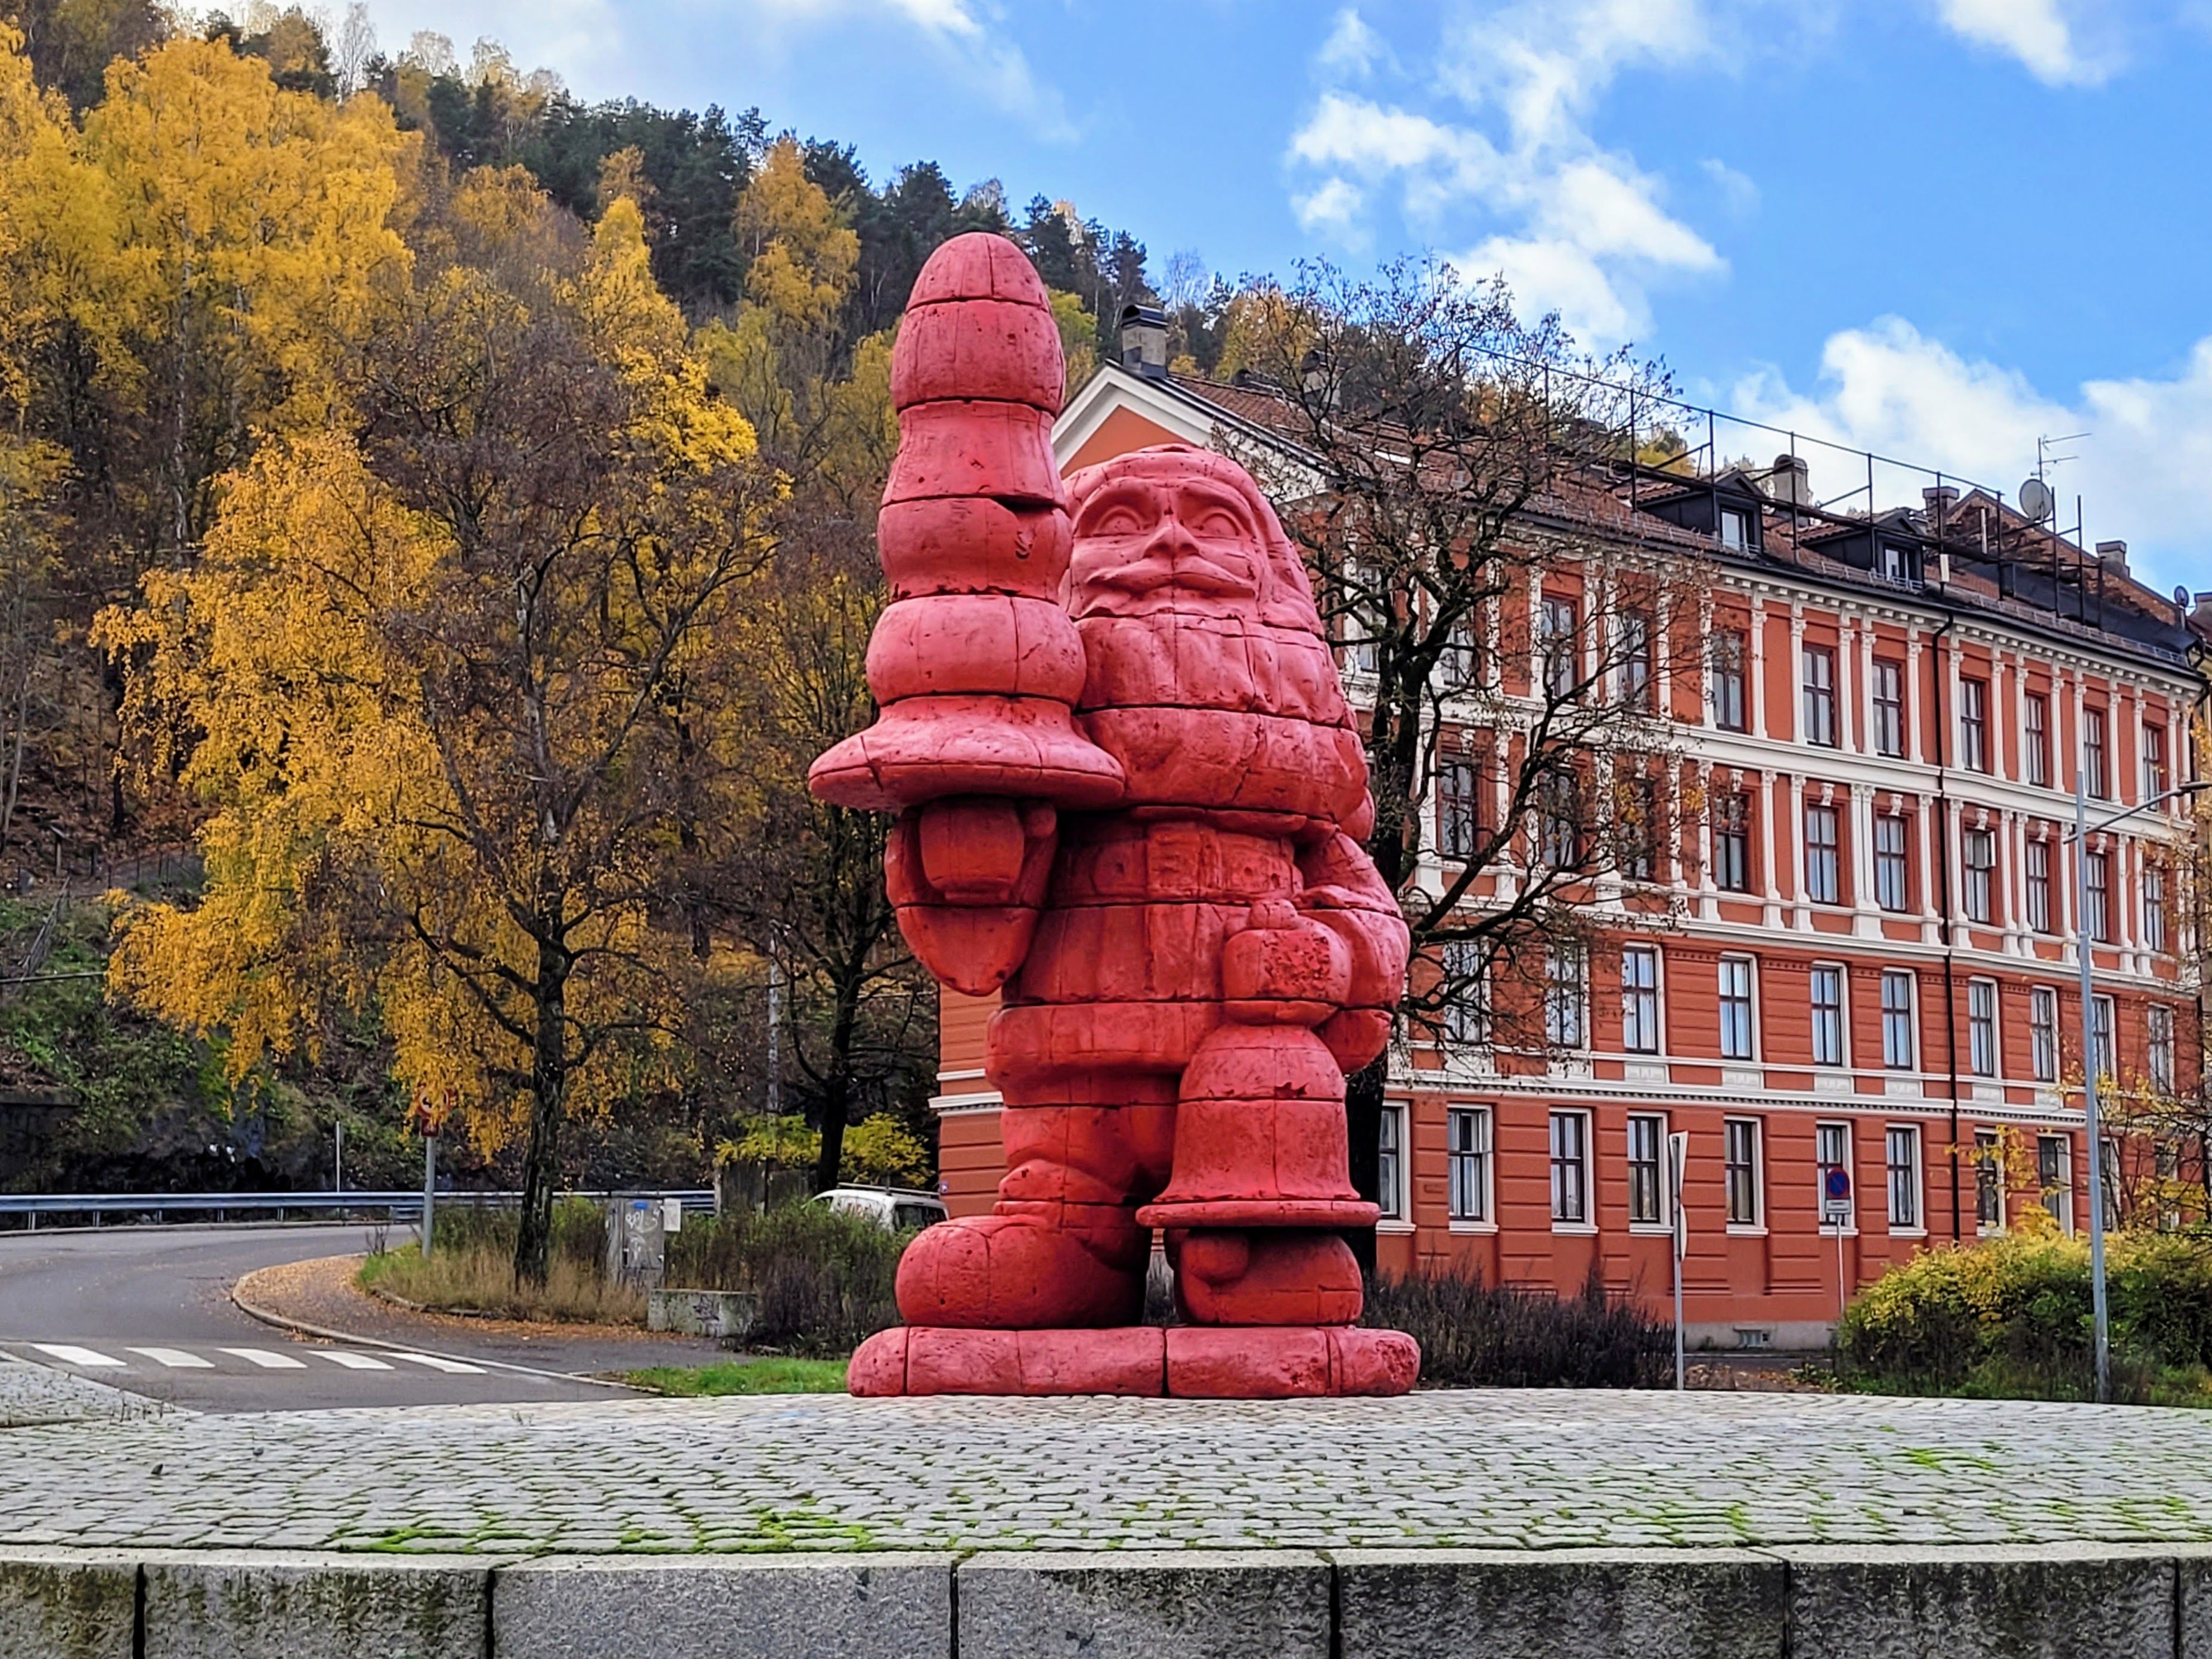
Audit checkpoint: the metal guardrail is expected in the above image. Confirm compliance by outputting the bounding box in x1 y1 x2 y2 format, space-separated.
0 1189 715 1230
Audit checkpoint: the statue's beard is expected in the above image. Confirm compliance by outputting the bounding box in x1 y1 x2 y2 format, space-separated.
1072 606 1367 823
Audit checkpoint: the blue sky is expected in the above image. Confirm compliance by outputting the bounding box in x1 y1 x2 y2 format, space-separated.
358 0 2212 596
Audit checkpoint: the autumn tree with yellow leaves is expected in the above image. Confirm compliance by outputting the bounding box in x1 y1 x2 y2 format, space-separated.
101 182 778 1283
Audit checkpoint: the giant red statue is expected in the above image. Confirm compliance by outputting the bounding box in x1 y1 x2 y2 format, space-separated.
809 232 1418 1398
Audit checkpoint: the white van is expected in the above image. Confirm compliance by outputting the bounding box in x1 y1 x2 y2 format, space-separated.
811 1184 948 1232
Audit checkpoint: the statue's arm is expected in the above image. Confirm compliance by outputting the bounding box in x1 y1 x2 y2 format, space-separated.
1294 825 1411 1073
885 799 1060 996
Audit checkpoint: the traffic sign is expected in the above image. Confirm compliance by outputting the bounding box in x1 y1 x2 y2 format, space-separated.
1823 1167 1851 1202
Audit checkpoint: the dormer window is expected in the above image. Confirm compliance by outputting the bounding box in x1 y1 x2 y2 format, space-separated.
1719 506 1752 550
1880 542 1918 583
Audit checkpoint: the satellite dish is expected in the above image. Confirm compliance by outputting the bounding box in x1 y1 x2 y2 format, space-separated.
2019 477 2055 523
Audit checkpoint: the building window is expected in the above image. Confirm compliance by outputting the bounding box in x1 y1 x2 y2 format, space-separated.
1546 944 1587 1049
2025 839 2052 933
2091 993 2115 1083
2030 986 2060 1083
1550 1109 1590 1224
1881 969 1916 1071
1709 630 1747 731
1541 596 1580 700
2083 707 2108 799
2084 849 2111 942
1620 945 1661 1055
2143 722 2169 802
2038 1133 2071 1229
1810 963 1847 1066
1718 956 1757 1061
1816 1121 1852 1227
1886 1125 1923 1230
1975 1128 2003 1230
1443 940 1488 1046
1956 678 1988 772
1879 540 1917 583
2025 693 2050 786
1617 774 1659 882
1805 804 1841 904
1537 768 1583 869
1874 815 1909 912
1377 1105 1405 1221
1439 758 1481 860
1872 659 1905 757
2149 1006 2176 1095
1713 792 1752 892
2143 863 2168 953
1719 504 1752 551
1442 617 1481 691
1627 1112 1665 1226
1724 1118 1763 1227
1962 827 1996 925
1618 608 1653 711
1802 646 1837 747
1447 1106 1492 1223
1968 978 1999 1078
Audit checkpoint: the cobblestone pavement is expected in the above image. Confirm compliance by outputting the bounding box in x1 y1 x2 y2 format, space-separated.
0 1354 176 1428
1 1388 2208 1556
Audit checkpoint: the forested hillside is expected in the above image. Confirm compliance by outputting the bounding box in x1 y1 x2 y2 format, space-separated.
0 0 1241 1217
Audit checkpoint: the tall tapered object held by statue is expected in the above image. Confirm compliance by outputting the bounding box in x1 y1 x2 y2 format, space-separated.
808 232 1419 1398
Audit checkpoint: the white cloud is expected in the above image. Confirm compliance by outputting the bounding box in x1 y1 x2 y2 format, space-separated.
1316 7 1391 79
1700 157 1760 217
1285 0 1727 345
1733 317 2212 593
1931 0 2117 86
747 0 1072 135
1293 178 1367 236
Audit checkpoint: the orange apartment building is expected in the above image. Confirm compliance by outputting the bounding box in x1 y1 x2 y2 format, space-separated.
931 342 2210 1349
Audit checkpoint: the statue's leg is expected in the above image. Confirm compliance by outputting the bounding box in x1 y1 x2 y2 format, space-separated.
893 1096 1169 1329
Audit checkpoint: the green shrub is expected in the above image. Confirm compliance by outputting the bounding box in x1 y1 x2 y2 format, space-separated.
665 1204 907 1356
1837 1230 2212 1404
1364 1261 1675 1389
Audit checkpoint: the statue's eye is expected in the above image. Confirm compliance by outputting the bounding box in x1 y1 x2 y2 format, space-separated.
1088 506 1144 535
1192 510 1245 539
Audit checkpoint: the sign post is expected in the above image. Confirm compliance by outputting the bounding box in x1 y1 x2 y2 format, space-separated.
1668 1131 1689 1392
1823 1165 1854 1334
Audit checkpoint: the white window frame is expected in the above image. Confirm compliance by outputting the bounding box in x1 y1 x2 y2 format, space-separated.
1816 1120 1854 1235
1546 944 1589 1050
1709 630 1747 732
2149 1006 2177 1096
1718 954 1757 1062
2083 706 2108 800
1967 978 1999 1078
2025 691 2050 786
2025 838 2052 934
1872 659 1904 758
2030 985 2060 1083
1549 1108 1593 1230
2090 993 2116 1084
1958 677 1988 773
2084 848 2111 942
1885 1123 1924 1234
1723 1116 1764 1232
2037 1133 2073 1232
1802 645 1837 748
1805 803 1841 905
1962 827 1996 925
1377 1102 1409 1226
1873 815 1909 913
1810 962 1848 1067
1881 969 1916 1071
1975 1127 2005 1233
1446 1105 1494 1229
1442 939 1489 1046
1620 944 1662 1055
1626 1111 1668 1230
2143 863 2168 954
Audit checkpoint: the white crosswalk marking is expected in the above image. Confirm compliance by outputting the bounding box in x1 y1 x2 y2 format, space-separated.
126 1347 213 1369
389 1351 484 1375
312 1350 393 1370
30 1343 125 1369
218 1347 307 1370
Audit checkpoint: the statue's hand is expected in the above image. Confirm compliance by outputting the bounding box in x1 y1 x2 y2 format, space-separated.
885 798 1059 996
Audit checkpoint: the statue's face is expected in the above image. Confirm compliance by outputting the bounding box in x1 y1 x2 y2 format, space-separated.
1066 473 1267 621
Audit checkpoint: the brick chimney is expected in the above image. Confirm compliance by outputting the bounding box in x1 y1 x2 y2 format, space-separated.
1118 303 1168 380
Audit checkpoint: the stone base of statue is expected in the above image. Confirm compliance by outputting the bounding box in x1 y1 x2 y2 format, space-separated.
847 1323 1420 1399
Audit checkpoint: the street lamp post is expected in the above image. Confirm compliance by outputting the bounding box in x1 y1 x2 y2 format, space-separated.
2067 774 2208 1405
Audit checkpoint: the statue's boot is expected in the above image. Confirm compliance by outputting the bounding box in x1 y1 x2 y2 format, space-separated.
1170 1229 1364 1326
893 1105 1150 1329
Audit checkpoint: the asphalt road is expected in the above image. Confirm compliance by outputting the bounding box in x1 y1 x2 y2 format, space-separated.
0 1224 716 1412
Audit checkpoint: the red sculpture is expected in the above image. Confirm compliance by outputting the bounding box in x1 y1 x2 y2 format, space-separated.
811 232 1418 1398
